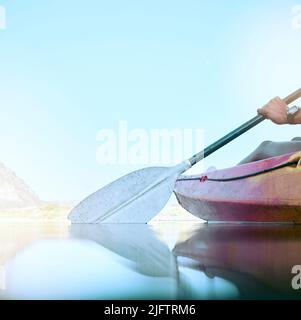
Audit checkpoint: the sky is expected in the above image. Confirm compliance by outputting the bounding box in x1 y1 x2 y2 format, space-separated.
0 0 301 202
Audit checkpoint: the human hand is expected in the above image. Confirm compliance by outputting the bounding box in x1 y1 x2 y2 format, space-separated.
257 97 288 125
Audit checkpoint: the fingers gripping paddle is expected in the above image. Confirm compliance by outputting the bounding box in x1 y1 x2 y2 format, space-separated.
69 88 301 223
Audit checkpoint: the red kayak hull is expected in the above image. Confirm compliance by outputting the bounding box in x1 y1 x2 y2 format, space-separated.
174 152 301 223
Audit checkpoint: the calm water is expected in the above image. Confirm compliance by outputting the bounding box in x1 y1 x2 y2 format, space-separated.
0 222 301 299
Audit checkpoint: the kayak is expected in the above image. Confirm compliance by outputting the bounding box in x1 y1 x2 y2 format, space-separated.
174 151 301 223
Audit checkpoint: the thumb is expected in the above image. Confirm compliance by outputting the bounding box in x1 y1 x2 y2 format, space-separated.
257 107 270 119
257 107 265 115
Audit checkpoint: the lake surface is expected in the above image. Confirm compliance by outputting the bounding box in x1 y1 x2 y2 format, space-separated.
0 222 301 299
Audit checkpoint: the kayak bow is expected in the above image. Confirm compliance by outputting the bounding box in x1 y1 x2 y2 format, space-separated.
174 152 301 223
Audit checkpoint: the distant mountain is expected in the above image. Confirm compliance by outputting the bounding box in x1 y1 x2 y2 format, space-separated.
0 162 40 210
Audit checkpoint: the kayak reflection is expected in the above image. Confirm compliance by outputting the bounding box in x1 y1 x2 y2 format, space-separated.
173 224 301 299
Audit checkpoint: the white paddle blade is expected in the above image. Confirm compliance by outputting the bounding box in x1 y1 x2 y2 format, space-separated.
68 161 190 224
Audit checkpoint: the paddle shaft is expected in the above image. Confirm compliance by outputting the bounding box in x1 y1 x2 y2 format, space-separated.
189 88 301 166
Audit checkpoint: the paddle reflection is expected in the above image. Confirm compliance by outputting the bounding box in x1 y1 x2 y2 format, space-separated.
5 224 179 299
68 224 240 299
69 224 178 278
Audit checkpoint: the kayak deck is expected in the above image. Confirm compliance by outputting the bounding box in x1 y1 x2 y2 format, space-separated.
174 152 301 223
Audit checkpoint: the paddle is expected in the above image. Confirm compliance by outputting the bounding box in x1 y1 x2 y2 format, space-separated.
68 88 301 224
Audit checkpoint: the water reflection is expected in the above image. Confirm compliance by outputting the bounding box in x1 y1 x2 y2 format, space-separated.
174 224 301 299
1 222 301 299
69 224 238 299
5 225 176 299
69 224 177 278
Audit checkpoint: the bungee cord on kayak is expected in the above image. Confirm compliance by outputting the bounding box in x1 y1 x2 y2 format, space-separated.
177 160 299 183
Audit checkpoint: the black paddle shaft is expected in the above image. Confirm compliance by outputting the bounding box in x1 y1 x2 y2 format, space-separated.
189 114 264 166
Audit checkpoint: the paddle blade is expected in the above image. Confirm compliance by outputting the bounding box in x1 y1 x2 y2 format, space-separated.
68 162 190 224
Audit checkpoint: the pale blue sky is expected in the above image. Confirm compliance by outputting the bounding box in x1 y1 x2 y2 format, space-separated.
0 1 300 202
